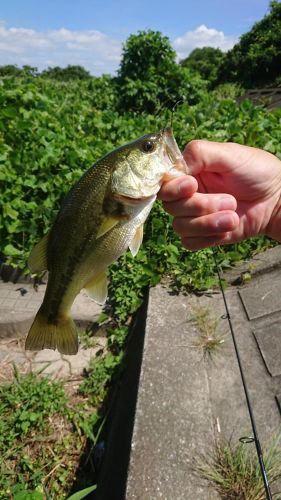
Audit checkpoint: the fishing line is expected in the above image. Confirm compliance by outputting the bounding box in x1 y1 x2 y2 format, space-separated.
153 97 184 130
212 250 273 500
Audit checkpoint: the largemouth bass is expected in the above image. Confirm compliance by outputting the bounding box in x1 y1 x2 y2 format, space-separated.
25 128 188 355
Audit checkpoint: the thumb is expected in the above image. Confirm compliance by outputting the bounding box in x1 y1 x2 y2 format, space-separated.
184 140 243 176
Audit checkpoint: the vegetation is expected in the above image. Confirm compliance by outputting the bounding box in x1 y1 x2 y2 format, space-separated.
180 2 281 89
116 29 207 112
0 367 105 498
1 3 281 496
180 47 226 88
40 65 92 81
195 434 281 499
190 306 227 360
217 0 281 87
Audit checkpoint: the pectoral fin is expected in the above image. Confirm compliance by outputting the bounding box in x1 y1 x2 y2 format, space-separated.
84 271 108 305
129 224 144 257
97 216 120 239
28 233 49 273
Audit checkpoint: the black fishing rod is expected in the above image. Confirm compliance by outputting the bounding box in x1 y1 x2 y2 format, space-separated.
213 250 272 500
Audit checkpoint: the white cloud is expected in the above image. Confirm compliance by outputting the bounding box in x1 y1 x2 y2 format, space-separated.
0 21 122 75
173 24 238 61
0 21 238 75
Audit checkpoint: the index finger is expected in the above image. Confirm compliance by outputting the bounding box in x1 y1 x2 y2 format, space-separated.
158 175 198 202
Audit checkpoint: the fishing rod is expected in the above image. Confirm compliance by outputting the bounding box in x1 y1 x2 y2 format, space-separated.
213 250 272 500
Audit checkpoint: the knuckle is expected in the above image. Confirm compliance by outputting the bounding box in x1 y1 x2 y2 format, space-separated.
184 140 205 161
172 217 183 233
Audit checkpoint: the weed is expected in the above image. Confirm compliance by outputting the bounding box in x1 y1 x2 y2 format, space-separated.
191 306 227 360
0 369 101 499
79 351 123 407
195 434 281 499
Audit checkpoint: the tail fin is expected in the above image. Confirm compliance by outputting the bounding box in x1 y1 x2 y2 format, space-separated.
25 308 79 355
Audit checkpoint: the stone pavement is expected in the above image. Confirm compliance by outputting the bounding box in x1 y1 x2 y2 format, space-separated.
0 280 105 381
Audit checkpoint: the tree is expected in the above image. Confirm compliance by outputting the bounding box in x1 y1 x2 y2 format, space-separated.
40 65 91 81
117 30 207 113
180 47 226 87
217 1 281 87
0 65 38 77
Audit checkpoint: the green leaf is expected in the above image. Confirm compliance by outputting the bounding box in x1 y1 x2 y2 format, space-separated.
3 243 22 256
14 491 44 500
66 484 97 499
96 312 109 325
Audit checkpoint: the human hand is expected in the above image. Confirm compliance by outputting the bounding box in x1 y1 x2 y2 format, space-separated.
158 140 281 250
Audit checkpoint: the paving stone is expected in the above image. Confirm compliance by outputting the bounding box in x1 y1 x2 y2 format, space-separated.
35 357 72 378
238 277 281 320
253 321 281 376
33 349 62 363
0 351 8 362
32 345 104 379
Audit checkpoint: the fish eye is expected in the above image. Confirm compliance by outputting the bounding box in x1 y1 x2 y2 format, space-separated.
142 141 155 153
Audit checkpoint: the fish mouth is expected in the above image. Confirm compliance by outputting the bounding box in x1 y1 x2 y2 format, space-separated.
162 127 189 174
113 193 156 206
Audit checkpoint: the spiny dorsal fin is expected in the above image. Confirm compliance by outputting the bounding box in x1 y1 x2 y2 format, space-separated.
83 271 108 305
129 224 144 257
28 233 49 274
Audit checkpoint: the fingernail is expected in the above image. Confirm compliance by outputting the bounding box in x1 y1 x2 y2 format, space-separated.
217 197 236 211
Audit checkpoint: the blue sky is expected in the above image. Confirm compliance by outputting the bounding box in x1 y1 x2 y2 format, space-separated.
0 0 272 75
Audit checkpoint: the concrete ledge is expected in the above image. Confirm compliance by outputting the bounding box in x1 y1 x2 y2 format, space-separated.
125 286 216 500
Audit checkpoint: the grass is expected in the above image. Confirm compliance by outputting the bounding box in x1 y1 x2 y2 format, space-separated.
0 359 118 499
195 434 281 499
190 305 227 360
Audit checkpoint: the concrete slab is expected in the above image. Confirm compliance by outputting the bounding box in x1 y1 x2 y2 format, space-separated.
238 276 281 320
253 322 281 377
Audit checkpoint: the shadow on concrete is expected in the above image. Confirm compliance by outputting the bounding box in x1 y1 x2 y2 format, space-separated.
92 289 149 500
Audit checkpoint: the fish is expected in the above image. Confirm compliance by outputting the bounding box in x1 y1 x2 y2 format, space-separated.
25 127 188 355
